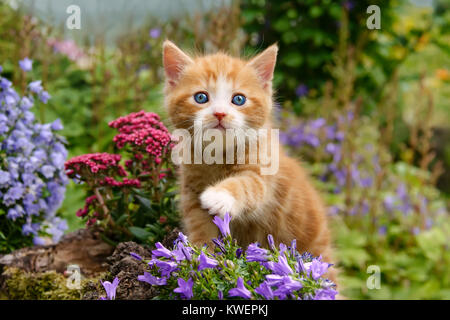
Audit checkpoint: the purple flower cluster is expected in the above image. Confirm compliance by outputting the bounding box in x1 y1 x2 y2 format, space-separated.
0 62 68 246
280 113 443 235
132 214 337 300
280 117 342 149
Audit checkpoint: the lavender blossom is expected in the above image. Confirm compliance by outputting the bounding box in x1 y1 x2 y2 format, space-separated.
295 84 309 97
138 272 166 285
152 242 173 258
307 258 330 280
228 277 252 299
130 252 143 261
19 58 33 72
149 28 161 39
314 288 338 300
273 276 303 298
101 277 120 300
255 281 274 299
246 243 270 262
198 251 219 270
267 234 275 250
154 259 178 277
266 254 293 276
174 278 194 299
212 212 231 237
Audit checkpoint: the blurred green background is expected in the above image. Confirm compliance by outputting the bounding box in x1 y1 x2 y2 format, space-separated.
0 0 449 299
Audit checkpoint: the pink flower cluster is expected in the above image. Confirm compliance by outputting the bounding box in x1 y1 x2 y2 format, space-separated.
76 195 97 217
99 177 141 188
65 153 127 178
47 38 86 62
108 111 172 160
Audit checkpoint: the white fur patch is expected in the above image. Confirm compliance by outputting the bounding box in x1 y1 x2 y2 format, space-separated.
200 188 237 217
194 75 246 130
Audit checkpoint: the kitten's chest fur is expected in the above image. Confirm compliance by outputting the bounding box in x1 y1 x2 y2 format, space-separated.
179 163 241 194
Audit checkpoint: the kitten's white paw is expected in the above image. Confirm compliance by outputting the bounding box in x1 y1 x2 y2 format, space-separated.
200 188 236 218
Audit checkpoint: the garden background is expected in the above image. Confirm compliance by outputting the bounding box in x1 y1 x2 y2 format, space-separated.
0 0 449 299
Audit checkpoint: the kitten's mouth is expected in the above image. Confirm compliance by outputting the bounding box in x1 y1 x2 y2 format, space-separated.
213 123 226 130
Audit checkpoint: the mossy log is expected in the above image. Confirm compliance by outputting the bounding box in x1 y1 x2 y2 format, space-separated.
0 228 114 277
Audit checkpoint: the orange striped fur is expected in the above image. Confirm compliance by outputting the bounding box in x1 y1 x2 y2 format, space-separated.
162 41 337 283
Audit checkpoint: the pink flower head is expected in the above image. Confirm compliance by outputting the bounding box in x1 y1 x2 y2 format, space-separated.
65 153 126 179
48 38 86 62
109 111 172 159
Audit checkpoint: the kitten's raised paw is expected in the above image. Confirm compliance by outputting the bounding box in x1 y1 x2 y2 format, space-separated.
200 188 237 218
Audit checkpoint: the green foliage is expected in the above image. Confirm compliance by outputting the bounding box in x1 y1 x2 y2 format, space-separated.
241 0 397 107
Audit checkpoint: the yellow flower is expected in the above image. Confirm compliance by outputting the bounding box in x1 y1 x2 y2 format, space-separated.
436 69 449 81
415 33 430 51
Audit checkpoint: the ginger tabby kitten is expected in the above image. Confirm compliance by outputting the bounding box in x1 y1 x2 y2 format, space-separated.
163 41 337 282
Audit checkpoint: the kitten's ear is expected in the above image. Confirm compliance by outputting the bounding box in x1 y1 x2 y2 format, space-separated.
248 44 278 88
163 40 193 86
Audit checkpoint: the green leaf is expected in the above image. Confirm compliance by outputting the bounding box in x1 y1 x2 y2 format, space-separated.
282 53 303 67
129 226 152 241
416 228 446 261
135 195 152 210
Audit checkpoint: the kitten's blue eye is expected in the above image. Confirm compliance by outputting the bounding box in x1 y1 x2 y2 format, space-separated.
232 94 246 106
194 92 209 104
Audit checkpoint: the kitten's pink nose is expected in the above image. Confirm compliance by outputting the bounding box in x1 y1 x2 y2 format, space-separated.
213 112 227 121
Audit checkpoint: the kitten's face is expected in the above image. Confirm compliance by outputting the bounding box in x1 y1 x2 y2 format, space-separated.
163 42 278 132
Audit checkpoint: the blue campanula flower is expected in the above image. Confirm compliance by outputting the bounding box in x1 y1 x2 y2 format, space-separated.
279 243 288 254
19 58 33 72
255 281 274 299
130 252 143 261
264 274 284 286
175 232 188 245
198 251 219 270
0 170 10 185
41 165 55 179
273 276 303 298
149 28 161 39
307 258 330 280
172 242 192 262
101 277 120 300
138 272 166 285
267 234 275 250
33 236 46 246
246 243 270 262
290 239 297 257
212 237 226 253
28 80 43 94
266 254 293 276
212 212 231 237
50 119 63 131
154 259 178 277
314 288 338 300
295 84 309 97
174 278 194 299
228 277 252 299
39 91 51 104
152 242 173 258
